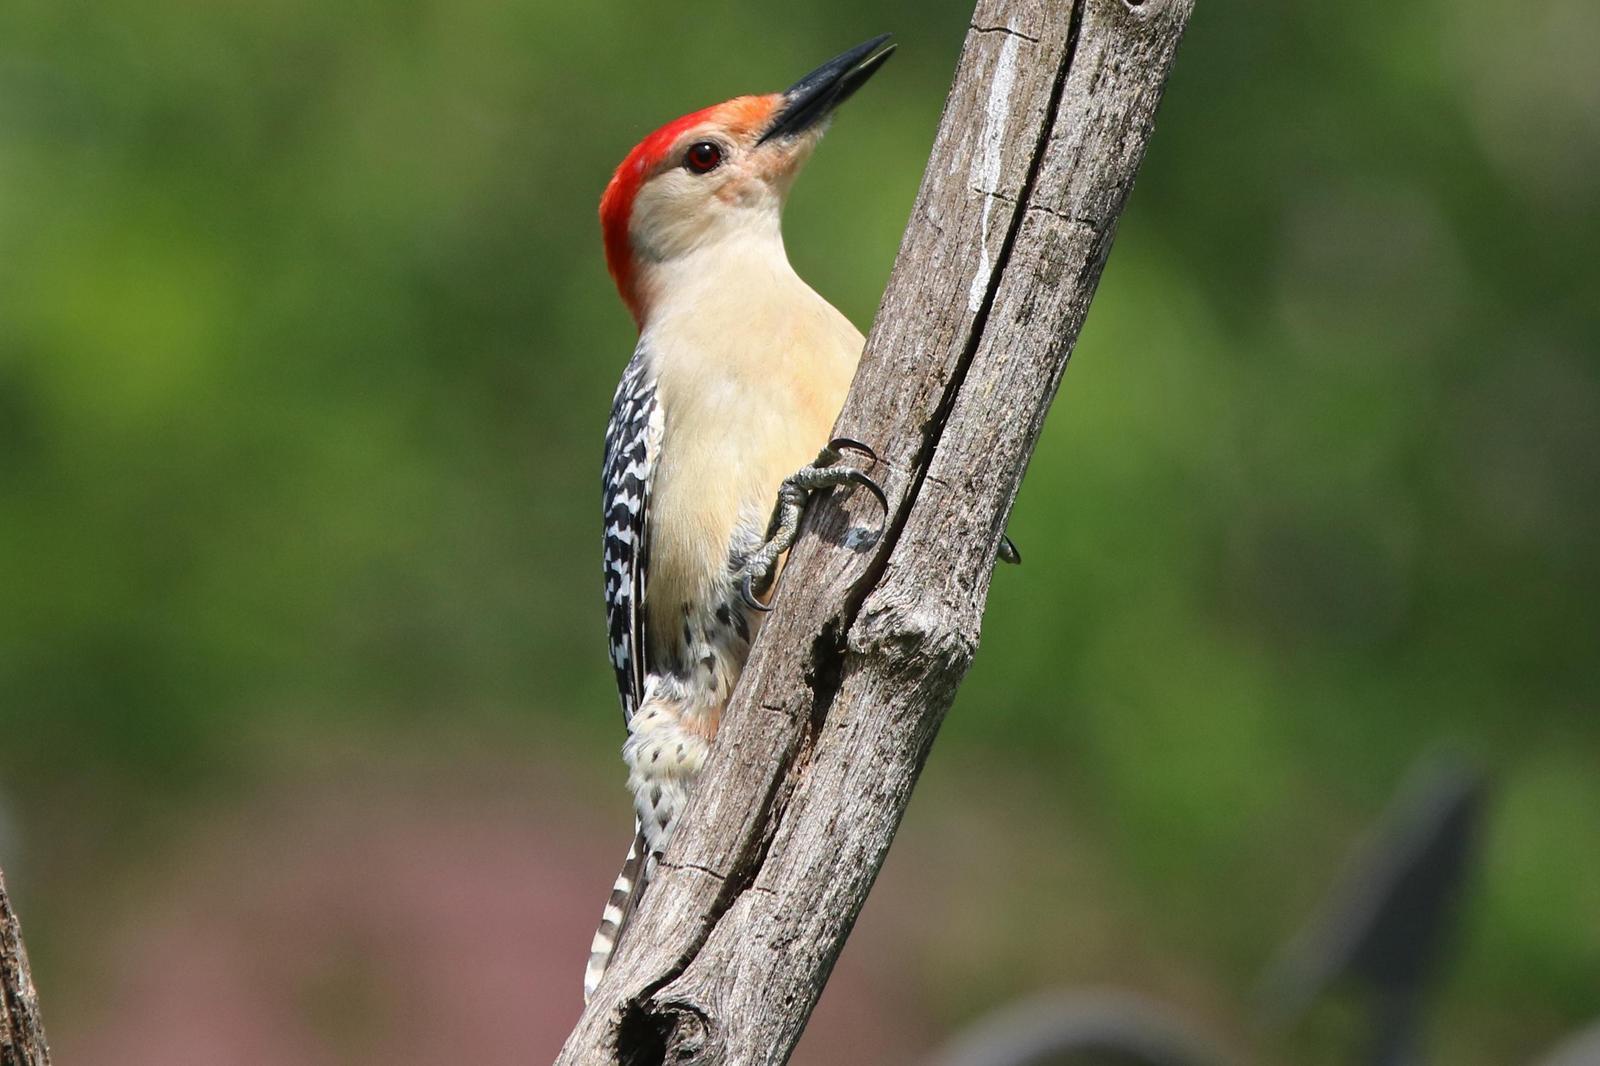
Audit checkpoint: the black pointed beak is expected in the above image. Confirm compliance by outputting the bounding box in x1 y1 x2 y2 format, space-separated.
758 34 896 145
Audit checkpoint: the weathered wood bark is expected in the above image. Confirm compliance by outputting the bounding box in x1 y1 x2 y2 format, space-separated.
565 0 1193 1062
0 869 51 1066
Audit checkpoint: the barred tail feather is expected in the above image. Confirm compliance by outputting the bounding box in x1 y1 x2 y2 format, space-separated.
584 825 650 1003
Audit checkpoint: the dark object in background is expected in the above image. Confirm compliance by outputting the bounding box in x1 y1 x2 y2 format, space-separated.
926 751 1495 1066
1262 753 1488 1066
923 990 1230 1066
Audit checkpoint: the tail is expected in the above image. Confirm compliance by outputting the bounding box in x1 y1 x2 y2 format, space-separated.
584 824 650 1003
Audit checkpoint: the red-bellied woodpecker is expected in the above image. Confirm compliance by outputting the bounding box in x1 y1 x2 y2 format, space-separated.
585 35 896 1001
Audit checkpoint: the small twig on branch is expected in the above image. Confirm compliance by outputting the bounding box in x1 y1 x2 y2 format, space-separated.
1 867 51 1066
563 0 1194 1063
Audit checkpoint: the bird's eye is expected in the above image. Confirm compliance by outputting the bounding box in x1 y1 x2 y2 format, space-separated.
684 141 723 174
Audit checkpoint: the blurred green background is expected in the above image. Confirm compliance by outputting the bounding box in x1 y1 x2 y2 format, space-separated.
1 0 1596 1063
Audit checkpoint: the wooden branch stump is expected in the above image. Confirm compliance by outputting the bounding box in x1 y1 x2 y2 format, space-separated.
563 0 1195 1062
0 869 50 1066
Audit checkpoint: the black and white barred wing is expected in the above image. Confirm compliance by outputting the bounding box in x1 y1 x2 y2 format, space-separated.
601 348 660 724
589 348 660 1001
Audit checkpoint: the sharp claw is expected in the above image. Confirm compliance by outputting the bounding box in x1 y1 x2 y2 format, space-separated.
840 469 889 523
826 436 878 464
741 571 774 613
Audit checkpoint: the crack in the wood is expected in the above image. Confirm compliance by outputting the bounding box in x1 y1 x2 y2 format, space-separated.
802 618 847 737
1064 0 1088 92
1026 200 1100 228
969 23 1041 43
890 0 1087 569
978 186 1099 228
655 859 728 883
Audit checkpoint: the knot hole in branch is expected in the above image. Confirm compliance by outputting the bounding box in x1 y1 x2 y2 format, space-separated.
616 998 711 1066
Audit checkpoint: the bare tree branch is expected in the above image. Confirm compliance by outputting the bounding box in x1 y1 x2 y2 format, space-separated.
1 868 51 1066
565 0 1195 1060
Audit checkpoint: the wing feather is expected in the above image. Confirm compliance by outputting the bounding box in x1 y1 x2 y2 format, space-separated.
601 348 659 723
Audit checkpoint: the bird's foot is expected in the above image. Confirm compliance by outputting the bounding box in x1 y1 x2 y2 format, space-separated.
737 437 888 612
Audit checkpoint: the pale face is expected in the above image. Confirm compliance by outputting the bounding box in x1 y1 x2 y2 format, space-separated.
628 117 824 267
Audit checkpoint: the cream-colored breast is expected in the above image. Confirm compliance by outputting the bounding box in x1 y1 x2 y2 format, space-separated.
642 253 863 653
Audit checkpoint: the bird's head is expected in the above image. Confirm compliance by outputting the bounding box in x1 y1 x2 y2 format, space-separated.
600 34 895 328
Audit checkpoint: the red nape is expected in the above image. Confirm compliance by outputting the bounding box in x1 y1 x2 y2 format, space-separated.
599 94 779 329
